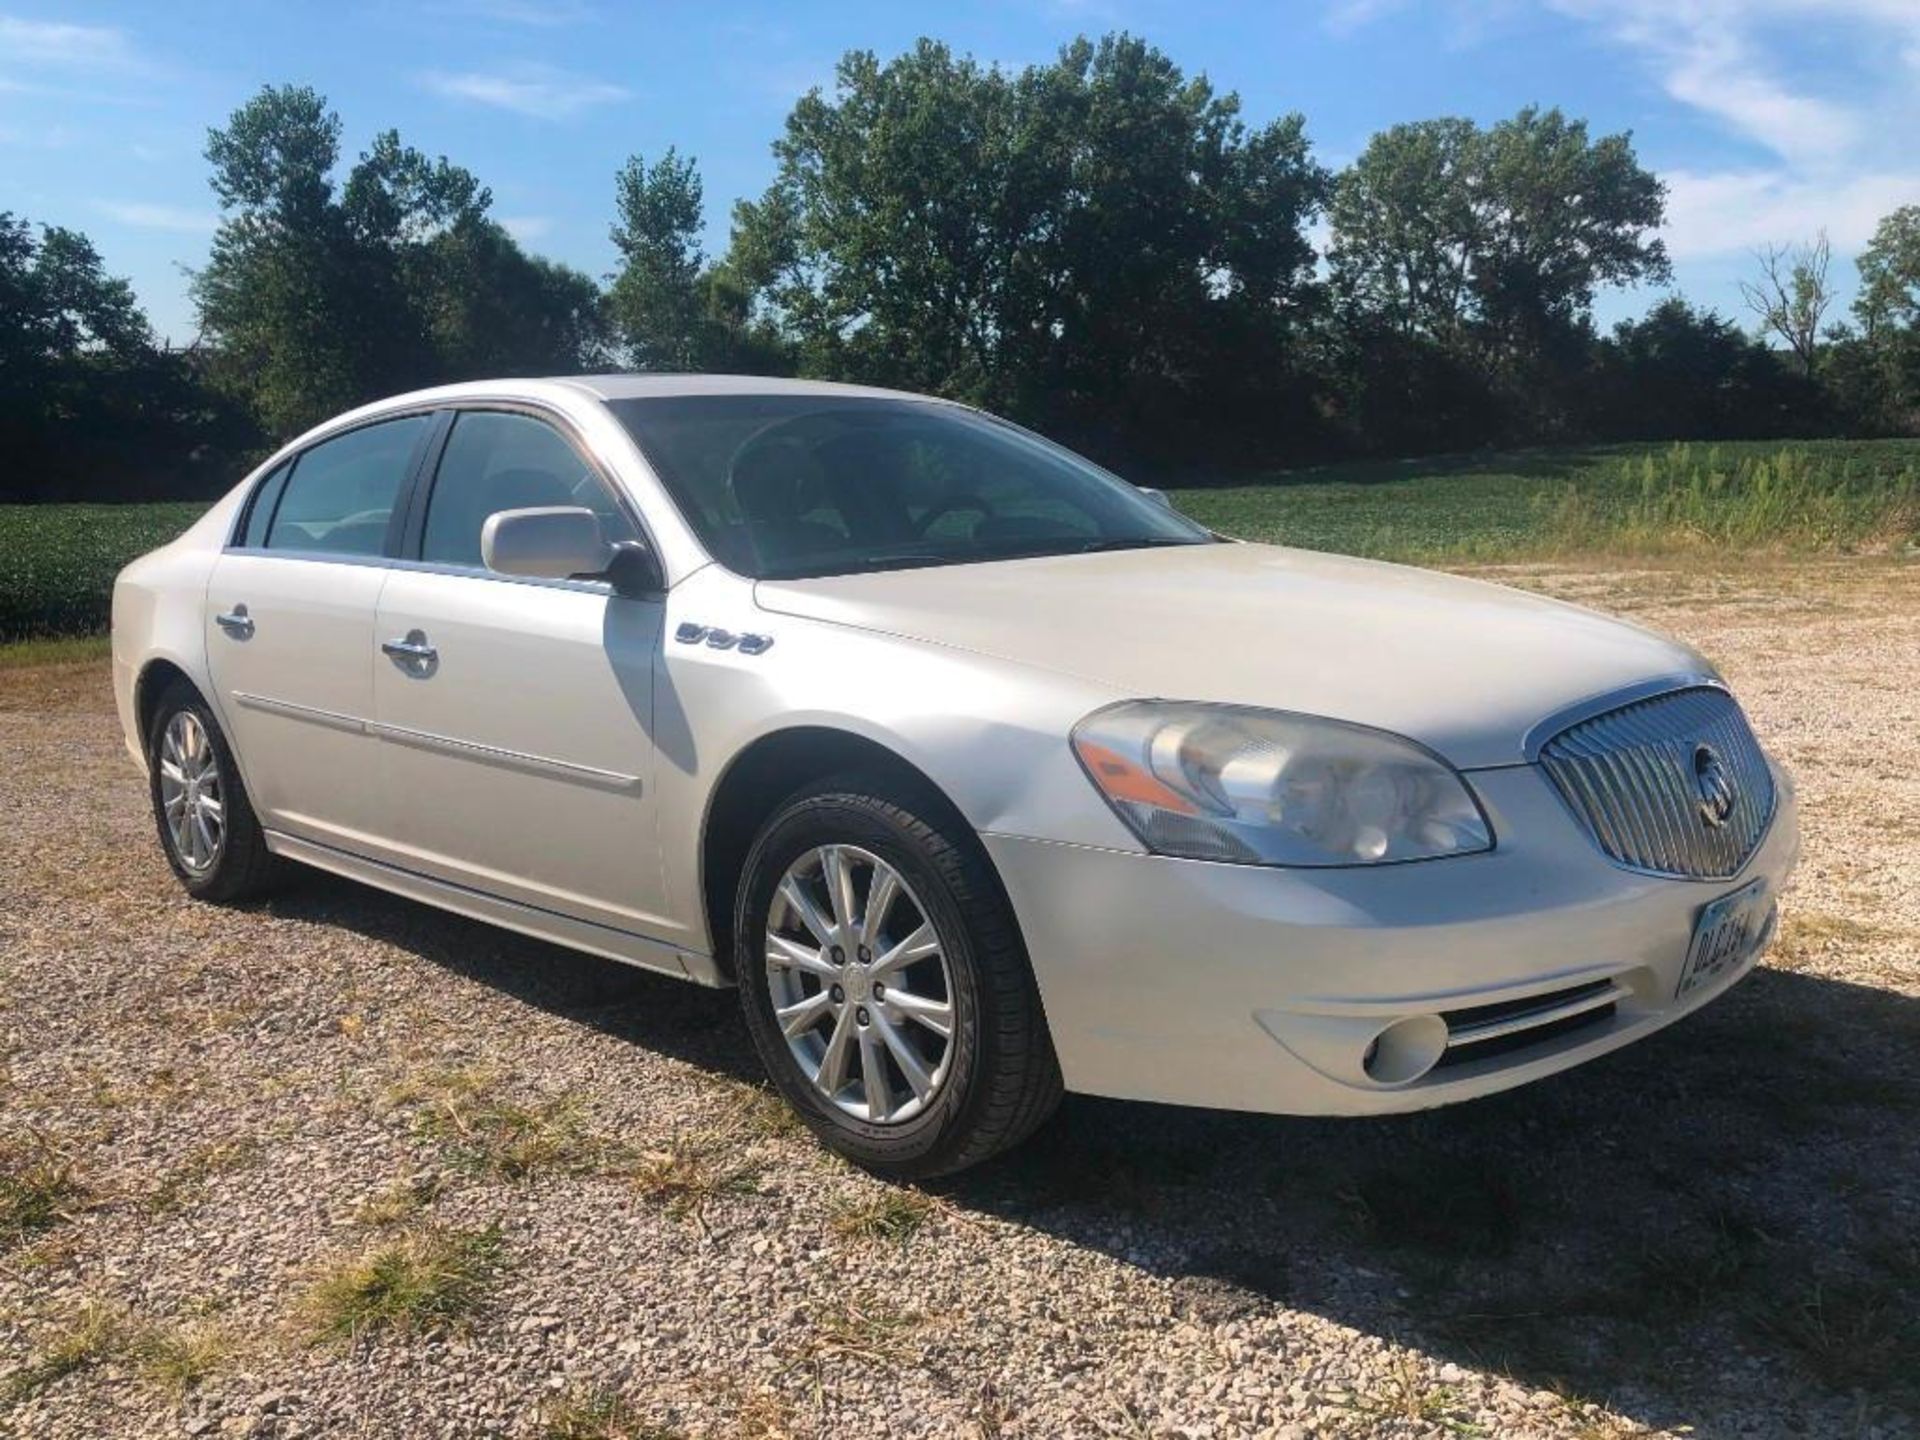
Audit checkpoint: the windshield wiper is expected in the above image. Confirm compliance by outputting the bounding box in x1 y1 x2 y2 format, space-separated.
1063 536 1208 554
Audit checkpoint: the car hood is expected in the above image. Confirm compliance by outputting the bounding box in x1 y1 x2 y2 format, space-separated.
752 541 1711 769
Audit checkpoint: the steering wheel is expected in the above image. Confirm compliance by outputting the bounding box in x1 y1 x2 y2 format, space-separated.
913 492 995 536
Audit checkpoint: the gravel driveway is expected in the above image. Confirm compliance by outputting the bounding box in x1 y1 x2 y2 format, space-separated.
3 560 1916 1440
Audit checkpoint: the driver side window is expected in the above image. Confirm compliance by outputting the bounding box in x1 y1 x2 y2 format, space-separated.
421 411 637 571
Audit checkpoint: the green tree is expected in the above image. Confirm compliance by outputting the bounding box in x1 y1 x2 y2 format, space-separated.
1854 205 1920 339
1588 297 1825 440
196 84 609 438
0 212 150 372
726 34 1328 466
606 149 791 374
607 149 706 370
1329 108 1669 366
1 213 255 501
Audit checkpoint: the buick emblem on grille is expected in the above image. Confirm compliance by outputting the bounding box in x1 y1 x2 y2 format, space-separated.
1692 742 1738 828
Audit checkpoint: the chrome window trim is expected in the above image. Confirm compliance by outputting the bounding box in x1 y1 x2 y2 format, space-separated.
224 405 444 552
382 556 626 597
217 548 392 570
421 398 662 571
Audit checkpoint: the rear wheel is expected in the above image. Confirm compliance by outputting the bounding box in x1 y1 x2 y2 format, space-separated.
147 686 278 902
734 774 1062 1178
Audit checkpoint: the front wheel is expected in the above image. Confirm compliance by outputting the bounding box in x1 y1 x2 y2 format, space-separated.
734 774 1062 1178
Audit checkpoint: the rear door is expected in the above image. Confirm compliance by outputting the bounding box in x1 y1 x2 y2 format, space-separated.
369 406 675 939
204 412 436 852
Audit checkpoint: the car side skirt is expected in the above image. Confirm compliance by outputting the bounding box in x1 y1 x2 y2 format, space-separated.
265 830 727 987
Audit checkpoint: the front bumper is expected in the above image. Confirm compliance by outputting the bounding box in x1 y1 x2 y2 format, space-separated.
984 760 1799 1115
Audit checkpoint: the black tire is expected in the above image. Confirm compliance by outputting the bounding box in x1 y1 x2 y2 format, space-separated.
146 683 280 903
734 772 1062 1178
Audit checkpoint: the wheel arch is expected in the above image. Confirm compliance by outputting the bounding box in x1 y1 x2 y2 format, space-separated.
698 725 1012 983
134 656 204 750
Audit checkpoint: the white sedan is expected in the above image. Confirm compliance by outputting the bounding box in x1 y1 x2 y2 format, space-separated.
113 376 1798 1176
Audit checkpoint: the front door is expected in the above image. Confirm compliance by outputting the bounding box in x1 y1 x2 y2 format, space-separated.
204 413 434 851
369 408 675 940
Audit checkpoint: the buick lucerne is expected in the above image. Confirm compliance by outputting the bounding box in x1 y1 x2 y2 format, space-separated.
113 376 1799 1176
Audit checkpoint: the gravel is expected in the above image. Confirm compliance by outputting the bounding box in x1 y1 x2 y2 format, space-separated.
2 558 1916 1440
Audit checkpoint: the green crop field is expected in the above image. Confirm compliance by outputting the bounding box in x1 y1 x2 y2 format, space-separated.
4 439 1917 643
0 502 207 641
1171 438 1920 562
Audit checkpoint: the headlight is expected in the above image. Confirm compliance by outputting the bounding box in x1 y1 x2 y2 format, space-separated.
1070 701 1493 866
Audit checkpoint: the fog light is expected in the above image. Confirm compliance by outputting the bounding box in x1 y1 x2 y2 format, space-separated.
1362 1014 1449 1085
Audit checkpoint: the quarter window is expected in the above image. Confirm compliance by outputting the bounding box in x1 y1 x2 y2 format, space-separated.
421 411 636 571
266 415 431 556
238 460 292 548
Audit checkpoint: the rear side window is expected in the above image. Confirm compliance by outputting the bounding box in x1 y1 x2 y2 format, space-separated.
421 410 636 570
238 461 292 548
266 415 431 557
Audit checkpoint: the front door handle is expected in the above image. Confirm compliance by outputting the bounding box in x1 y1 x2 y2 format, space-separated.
214 605 254 639
381 629 438 673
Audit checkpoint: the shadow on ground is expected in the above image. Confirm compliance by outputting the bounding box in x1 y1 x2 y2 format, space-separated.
266 865 1920 1435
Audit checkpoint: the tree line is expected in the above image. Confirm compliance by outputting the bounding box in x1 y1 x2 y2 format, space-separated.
7 33 1920 501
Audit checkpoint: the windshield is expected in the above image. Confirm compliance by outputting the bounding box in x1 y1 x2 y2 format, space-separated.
607 394 1213 580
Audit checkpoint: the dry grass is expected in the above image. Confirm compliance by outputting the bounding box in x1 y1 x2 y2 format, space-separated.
132 1319 236 1397
788 1296 927 1371
389 1066 617 1180
1338 1354 1481 1434
533 1387 687 1440
348 1174 447 1228
3 1299 129 1401
629 1129 761 1222
0 1131 90 1250
828 1188 937 1242
301 1224 504 1343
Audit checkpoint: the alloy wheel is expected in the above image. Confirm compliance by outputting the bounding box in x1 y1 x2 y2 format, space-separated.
763 844 956 1124
158 710 225 875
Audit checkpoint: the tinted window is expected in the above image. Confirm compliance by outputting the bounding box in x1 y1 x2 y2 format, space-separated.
422 411 637 570
239 460 292 548
608 395 1211 579
267 416 430 556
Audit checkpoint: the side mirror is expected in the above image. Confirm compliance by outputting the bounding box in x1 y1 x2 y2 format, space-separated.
481 507 613 582
1137 485 1175 511
603 539 665 598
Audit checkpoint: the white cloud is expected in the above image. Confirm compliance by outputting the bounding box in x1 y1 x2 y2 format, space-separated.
92 200 217 234
1547 0 1920 265
1662 169 1920 259
1548 0 1877 165
419 65 630 119
0 15 136 68
498 214 553 242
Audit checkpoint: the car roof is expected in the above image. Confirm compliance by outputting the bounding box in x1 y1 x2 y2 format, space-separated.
549 373 935 403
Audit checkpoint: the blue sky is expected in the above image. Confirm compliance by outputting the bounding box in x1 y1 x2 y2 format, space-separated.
4 0 1917 346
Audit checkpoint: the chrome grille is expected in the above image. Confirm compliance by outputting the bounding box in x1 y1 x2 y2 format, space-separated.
1539 687 1775 880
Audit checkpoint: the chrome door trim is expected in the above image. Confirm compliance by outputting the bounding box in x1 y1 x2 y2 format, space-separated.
366 719 642 791
230 690 368 734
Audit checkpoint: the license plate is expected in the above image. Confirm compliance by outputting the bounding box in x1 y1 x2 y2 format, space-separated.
1677 877 1771 999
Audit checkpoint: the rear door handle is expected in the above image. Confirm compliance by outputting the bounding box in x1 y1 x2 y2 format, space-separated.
214 605 254 639
382 629 438 671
